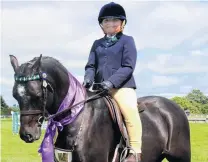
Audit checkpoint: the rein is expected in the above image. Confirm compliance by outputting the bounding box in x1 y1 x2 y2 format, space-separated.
45 90 106 121
15 71 106 124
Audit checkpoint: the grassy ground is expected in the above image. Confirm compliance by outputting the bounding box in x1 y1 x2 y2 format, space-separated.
1 119 208 162
190 123 208 162
1 119 43 162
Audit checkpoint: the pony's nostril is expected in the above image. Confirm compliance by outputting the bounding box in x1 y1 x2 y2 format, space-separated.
26 133 33 142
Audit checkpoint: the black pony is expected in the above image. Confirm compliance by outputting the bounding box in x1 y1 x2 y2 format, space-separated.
10 55 191 162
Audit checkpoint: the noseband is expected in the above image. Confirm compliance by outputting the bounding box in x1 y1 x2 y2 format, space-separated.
15 72 52 123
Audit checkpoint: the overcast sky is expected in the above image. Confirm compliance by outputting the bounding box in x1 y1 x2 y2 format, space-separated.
1 1 208 106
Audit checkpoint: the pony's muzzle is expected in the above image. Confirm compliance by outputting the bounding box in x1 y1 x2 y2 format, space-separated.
20 132 35 143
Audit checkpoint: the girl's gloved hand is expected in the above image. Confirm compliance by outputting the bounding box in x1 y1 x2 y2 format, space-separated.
100 81 114 91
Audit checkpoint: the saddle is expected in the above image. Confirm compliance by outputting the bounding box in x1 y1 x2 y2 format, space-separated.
102 94 145 162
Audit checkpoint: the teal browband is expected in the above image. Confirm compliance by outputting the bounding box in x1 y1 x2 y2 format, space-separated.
14 74 40 82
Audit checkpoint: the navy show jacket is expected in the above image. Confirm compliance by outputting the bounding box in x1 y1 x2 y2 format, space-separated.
84 33 137 89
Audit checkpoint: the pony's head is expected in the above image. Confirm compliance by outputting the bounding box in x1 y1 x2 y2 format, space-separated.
10 55 54 142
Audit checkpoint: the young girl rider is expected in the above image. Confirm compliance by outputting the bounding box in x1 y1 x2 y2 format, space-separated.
83 2 142 162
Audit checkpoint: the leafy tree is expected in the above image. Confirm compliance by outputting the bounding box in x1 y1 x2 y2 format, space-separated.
171 96 201 114
1 95 8 109
171 89 208 114
201 104 208 114
186 89 208 104
1 96 11 115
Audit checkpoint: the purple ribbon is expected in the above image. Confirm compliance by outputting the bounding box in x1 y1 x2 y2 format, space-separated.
38 73 86 162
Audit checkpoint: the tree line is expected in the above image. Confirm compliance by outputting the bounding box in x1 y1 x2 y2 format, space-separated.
171 89 208 114
1 96 19 115
1 89 208 115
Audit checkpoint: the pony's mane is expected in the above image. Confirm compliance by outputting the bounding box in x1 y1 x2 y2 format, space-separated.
18 56 67 74
28 56 61 66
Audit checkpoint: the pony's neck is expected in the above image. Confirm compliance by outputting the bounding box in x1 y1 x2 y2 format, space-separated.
43 59 69 114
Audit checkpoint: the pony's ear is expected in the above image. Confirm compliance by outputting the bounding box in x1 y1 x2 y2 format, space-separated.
9 55 19 73
32 54 42 72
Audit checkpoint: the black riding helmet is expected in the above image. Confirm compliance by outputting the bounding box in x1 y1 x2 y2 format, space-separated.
98 2 127 24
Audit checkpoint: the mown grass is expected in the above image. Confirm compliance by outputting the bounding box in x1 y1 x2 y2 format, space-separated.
1 119 208 162
1 119 43 162
189 123 208 162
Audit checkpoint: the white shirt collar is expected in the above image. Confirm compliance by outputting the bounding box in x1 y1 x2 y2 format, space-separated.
106 34 116 38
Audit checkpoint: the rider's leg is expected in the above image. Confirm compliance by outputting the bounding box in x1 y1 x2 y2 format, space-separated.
110 88 142 154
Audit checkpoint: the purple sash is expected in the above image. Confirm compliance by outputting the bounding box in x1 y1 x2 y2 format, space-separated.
38 72 86 162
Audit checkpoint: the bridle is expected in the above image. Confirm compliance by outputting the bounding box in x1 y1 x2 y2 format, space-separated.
15 72 52 125
14 72 107 125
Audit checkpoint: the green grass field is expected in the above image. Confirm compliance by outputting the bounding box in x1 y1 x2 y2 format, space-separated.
1 119 208 162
